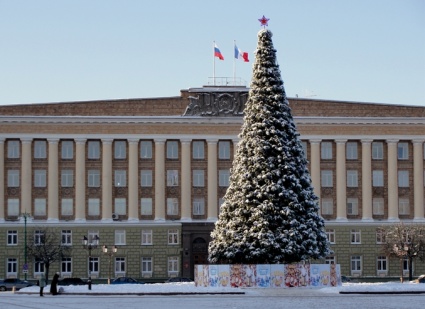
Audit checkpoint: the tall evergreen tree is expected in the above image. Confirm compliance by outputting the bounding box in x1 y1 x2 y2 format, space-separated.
208 29 330 264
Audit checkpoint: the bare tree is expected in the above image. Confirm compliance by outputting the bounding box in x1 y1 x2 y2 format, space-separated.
26 227 71 284
380 223 425 282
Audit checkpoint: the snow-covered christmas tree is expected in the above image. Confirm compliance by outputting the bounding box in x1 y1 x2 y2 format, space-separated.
208 28 330 264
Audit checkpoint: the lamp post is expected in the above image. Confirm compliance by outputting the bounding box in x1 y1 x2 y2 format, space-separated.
20 212 31 281
82 235 99 290
102 245 118 284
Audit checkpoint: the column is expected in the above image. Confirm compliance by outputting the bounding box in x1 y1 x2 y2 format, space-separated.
309 140 321 203
47 139 59 221
102 139 113 221
180 139 192 221
387 140 399 221
207 139 218 221
0 138 4 222
75 139 86 221
154 139 166 221
336 139 347 221
361 140 373 221
413 140 424 221
128 139 139 221
21 138 32 214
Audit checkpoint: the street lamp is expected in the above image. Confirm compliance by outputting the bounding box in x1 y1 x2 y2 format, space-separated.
102 245 118 284
20 212 31 281
82 235 99 290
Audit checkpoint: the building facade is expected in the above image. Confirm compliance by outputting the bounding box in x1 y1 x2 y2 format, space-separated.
0 86 424 282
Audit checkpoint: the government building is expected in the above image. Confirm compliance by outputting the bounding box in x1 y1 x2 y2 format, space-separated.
0 85 424 282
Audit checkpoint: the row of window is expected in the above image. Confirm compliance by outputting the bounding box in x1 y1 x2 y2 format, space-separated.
4 140 233 160
325 228 388 244
6 168 231 188
7 229 180 246
4 256 179 277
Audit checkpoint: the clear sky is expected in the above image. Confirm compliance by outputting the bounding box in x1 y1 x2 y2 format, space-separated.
0 0 424 106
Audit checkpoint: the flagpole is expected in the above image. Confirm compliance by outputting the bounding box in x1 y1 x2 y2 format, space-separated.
213 41 216 85
233 40 236 85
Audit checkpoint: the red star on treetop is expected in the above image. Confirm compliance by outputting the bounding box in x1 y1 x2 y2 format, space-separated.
258 15 270 27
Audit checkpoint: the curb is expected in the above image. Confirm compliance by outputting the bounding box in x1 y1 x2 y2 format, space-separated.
340 291 425 295
16 291 245 296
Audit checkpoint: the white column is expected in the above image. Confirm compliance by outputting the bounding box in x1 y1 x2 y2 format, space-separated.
413 140 424 221
102 139 113 221
309 140 321 202
336 139 347 221
75 139 86 221
207 139 218 221
21 138 32 214
0 138 4 222
128 139 139 221
154 139 166 221
387 140 399 221
361 140 373 221
47 139 59 221
180 139 192 221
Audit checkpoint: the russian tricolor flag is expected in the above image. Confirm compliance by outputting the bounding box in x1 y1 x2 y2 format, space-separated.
234 45 249 62
214 44 224 60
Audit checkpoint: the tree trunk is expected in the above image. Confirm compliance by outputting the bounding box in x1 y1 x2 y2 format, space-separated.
408 257 413 281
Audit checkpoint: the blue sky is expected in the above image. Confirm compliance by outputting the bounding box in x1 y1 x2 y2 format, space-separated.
0 0 424 106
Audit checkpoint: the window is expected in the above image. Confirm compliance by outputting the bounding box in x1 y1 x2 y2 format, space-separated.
141 170 152 187
377 256 388 273
7 230 18 245
350 229 361 244
398 170 409 187
88 141 100 159
346 142 358 159
61 198 73 216
88 257 99 274
114 198 126 215
376 229 385 244
61 230 72 245
372 142 383 159
33 199 46 216
219 198 224 213
34 259 45 275
167 170 179 186
88 198 100 216
61 257 72 274
141 198 153 215
218 141 231 159
321 142 332 159
88 170 100 187
34 170 46 187
114 170 127 187
346 170 358 187
7 170 19 187
397 142 408 160
61 141 73 159
373 198 385 215
325 256 336 265
193 198 205 215
219 169 230 187
326 229 335 244
141 230 153 245
168 257 179 275
141 257 153 275
321 170 333 187
398 198 410 215
115 257 126 274
34 230 45 245
192 170 204 187
114 141 126 159
192 141 205 159
347 198 358 215
7 199 19 216
7 258 18 275
140 141 153 159
168 229 179 244
115 230 126 245
61 170 74 187
88 230 99 244
167 198 179 215
34 140 47 159
321 198 333 215
7 140 19 158
350 256 362 273
166 141 178 159
301 141 307 157
372 170 384 187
